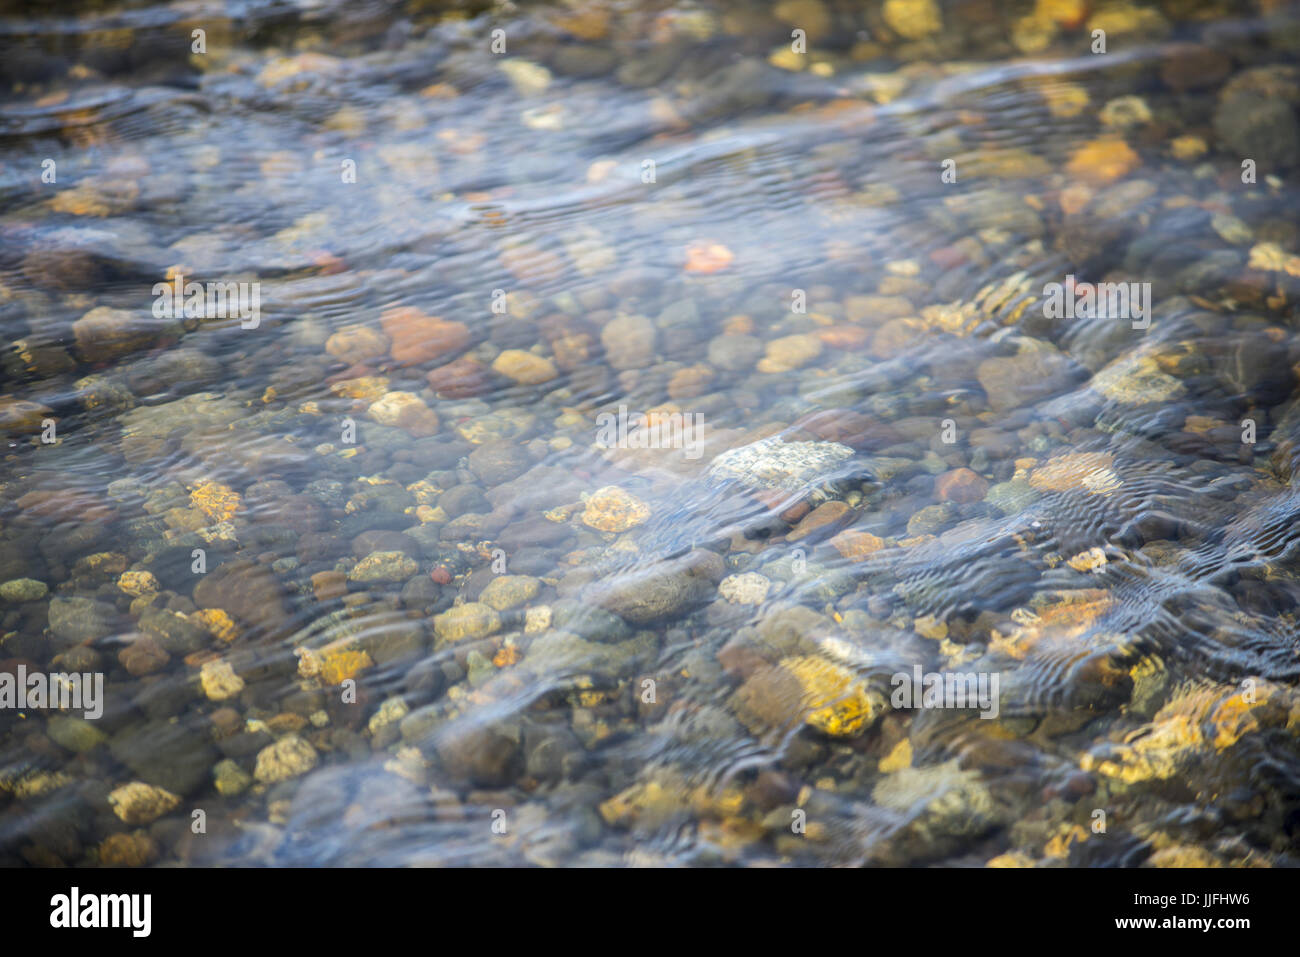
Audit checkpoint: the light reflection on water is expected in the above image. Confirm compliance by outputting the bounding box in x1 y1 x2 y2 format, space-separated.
1 0 1300 867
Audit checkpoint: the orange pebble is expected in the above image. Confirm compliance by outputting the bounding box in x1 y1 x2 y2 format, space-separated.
685 242 734 274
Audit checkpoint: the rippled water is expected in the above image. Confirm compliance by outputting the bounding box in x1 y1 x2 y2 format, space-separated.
2 0 1300 867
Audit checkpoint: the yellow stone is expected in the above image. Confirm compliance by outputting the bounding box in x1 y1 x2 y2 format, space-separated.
781 655 877 737
581 486 651 532
757 334 823 373
879 738 912 773
367 391 439 437
1066 138 1141 185
829 529 885 561
194 608 239 643
1028 452 1116 492
318 647 374 685
330 376 389 401
190 481 241 522
883 0 942 39
117 570 159 597
492 349 558 385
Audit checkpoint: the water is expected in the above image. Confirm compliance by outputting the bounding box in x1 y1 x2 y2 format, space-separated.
2 0 1300 867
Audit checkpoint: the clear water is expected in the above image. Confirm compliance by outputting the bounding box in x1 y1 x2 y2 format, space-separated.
2 0 1300 867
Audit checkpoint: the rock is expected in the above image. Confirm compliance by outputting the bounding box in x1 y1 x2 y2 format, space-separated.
349 550 419 583
795 409 901 451
433 602 502 642
718 572 771 605
199 659 245 701
439 483 491 516
492 349 558 385
589 563 713 625
757 334 822 373
192 560 290 633
379 307 470 365
434 720 521 786
254 734 318 783
98 832 158 867
426 355 492 398
829 529 886 561
601 315 656 370
985 480 1040 514
1029 452 1118 493
325 324 389 362
787 500 852 541
977 342 1079 411
1214 88 1299 172
0 397 52 436
316 644 374 684
213 758 252 796
47 596 118 648
708 437 855 493
0 578 47 602
907 503 954 536
479 574 541 610
72 306 157 362
774 0 831 40
118 637 170 676
733 655 879 737
1091 353 1184 405
935 468 989 504
139 607 207 654
368 391 439 437
552 44 617 78
872 758 996 849
500 59 552 95
108 781 181 825
581 486 651 532
116 570 158 597
46 716 107 753
468 442 533 485
308 572 345 604
883 0 942 39
1065 137 1141 184
110 721 217 795
707 333 764 371
350 529 419 558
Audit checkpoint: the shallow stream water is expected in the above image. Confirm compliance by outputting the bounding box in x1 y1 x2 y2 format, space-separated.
2 0 1300 867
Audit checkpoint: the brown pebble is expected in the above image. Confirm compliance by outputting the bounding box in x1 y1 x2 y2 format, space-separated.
311 570 348 601
935 467 989 504
787 500 853 541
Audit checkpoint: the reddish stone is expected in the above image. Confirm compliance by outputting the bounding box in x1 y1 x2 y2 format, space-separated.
935 467 989 504
380 307 470 365
426 355 493 398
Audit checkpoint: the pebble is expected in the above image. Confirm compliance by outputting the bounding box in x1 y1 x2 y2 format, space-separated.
46 716 108 753
500 59 552 96
581 486 651 532
213 758 253 796
200 659 246 701
756 334 822 373
349 550 419 583
368 392 440 437
600 315 656 370
433 602 502 642
108 781 181 825
708 437 854 493
492 349 559 385
479 574 542 610
935 468 989 504
883 0 942 39
718 572 772 605
253 734 319 783
0 578 47 602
